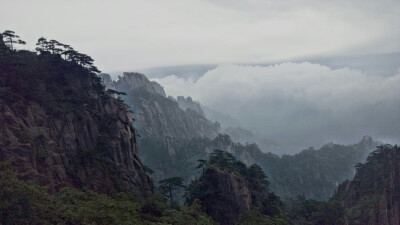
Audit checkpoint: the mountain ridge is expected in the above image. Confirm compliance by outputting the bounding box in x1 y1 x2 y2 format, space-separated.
98 72 377 200
0 45 152 194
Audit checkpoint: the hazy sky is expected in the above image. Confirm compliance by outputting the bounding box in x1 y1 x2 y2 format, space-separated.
1 0 399 72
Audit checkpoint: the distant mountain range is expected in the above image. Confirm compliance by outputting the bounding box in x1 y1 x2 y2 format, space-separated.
99 72 379 200
1 35 398 224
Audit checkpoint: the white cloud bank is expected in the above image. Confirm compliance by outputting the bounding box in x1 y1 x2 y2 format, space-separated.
153 63 400 149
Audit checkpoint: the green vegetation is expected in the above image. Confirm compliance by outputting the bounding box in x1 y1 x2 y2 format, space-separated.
1 30 100 75
0 163 216 225
284 195 345 225
1 30 391 224
139 132 373 201
330 145 400 225
0 30 107 113
237 209 288 225
186 149 287 224
158 177 185 207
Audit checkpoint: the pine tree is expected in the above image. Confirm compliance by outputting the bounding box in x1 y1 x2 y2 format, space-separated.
159 177 185 207
1 30 26 50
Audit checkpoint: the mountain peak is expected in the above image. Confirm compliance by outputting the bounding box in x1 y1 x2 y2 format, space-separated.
176 96 206 117
360 135 374 146
99 72 166 97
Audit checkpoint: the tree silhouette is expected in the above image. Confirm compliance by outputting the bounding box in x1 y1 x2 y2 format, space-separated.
1 30 26 50
59 44 72 60
247 164 269 191
195 159 208 173
35 37 49 53
34 36 101 74
0 33 6 49
209 149 236 169
48 40 63 55
158 177 185 206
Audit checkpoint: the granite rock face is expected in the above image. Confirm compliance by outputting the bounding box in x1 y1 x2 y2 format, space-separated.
176 96 206 118
98 73 378 201
196 167 252 225
333 145 400 225
0 51 152 194
117 72 166 97
99 73 220 140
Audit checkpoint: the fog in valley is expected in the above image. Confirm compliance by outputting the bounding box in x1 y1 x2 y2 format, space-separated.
150 61 399 153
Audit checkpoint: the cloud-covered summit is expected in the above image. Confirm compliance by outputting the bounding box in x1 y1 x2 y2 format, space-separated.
153 62 400 151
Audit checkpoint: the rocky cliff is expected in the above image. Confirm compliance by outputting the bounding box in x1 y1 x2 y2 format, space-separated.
176 96 206 118
187 151 285 225
196 134 377 200
0 49 152 194
98 72 377 200
333 145 400 225
99 73 220 140
194 167 252 225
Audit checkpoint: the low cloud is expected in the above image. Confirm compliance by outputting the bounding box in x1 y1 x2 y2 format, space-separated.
153 62 400 150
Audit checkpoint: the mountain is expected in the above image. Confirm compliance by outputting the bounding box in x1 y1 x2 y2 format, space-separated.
0 46 152 194
176 95 206 118
179 134 376 200
202 105 283 152
186 150 286 225
333 145 400 225
1 32 397 225
262 136 377 200
0 36 220 225
202 104 241 128
99 73 220 140
223 126 282 153
99 73 377 200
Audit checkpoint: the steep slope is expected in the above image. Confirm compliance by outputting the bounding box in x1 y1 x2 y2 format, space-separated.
99 73 376 200
139 132 375 200
223 126 282 152
187 151 285 225
176 96 207 118
0 48 152 194
263 136 376 200
99 73 220 140
333 145 400 225
196 167 252 225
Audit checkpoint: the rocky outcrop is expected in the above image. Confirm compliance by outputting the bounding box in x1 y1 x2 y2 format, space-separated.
98 72 377 200
0 50 152 194
98 73 115 90
129 91 219 140
99 72 166 97
99 73 220 140
195 167 252 225
117 72 166 97
333 145 400 225
176 96 206 117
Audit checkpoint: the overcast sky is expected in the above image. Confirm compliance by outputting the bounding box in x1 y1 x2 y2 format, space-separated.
1 0 399 72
